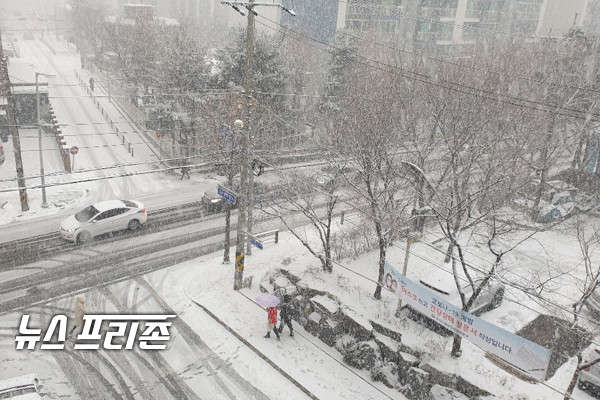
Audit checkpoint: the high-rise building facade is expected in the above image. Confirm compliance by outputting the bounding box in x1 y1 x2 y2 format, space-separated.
335 0 599 53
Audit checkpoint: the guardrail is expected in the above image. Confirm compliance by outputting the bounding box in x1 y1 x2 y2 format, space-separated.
252 229 280 246
48 104 71 172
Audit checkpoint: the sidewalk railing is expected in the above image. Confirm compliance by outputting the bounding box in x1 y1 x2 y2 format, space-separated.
252 229 280 245
48 104 71 172
86 65 174 162
74 69 134 157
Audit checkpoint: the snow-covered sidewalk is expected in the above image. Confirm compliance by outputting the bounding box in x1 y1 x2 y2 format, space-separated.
161 237 401 400
156 227 598 400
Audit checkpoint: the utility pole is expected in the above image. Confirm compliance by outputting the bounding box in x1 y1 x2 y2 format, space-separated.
222 1 295 290
233 0 254 291
0 36 29 211
36 72 55 209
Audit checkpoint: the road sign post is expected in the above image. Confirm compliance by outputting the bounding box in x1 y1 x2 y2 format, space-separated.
70 146 79 170
217 185 237 205
249 237 263 250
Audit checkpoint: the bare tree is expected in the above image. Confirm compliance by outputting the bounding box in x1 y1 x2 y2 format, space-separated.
326 65 413 299
261 168 343 272
195 96 243 263
564 215 600 399
413 52 537 356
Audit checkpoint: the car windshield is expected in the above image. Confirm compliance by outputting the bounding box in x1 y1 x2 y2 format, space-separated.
121 200 137 208
74 205 99 222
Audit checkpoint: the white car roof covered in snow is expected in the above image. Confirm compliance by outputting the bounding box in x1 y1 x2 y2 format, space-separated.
93 200 134 212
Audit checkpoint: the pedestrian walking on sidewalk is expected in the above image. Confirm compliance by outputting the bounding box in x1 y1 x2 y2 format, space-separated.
180 166 190 180
264 306 280 340
89 77 95 92
277 295 294 337
69 295 85 336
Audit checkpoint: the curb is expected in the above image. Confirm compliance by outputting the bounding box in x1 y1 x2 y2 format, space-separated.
187 296 320 400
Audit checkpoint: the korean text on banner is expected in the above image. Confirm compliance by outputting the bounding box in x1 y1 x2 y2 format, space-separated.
384 262 552 381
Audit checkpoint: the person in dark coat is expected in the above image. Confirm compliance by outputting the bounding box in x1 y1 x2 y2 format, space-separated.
180 166 190 180
264 306 280 340
89 77 95 92
277 295 294 337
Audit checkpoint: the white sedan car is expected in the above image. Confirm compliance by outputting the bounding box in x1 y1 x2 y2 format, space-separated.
60 200 147 244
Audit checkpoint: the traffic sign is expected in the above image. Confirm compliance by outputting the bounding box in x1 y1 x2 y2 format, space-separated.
249 237 263 250
70 146 79 155
217 186 236 205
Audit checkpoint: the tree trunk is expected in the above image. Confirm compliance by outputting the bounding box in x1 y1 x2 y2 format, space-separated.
532 163 547 211
564 355 583 400
373 221 386 300
444 242 454 263
246 166 255 256
533 116 554 210
451 335 462 357
223 205 231 263
324 245 332 273
571 134 585 170
324 211 333 273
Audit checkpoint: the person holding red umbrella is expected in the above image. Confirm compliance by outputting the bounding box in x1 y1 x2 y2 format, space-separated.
264 306 280 340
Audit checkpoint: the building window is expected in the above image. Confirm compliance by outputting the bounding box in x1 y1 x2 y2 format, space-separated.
512 20 537 33
514 0 543 21
416 21 453 42
462 22 480 41
345 0 403 34
419 0 458 19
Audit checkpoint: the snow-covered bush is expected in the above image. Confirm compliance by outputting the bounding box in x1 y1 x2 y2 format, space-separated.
370 361 399 388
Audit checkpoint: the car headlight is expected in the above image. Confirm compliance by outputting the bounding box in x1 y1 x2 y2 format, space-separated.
210 199 221 204
64 228 75 233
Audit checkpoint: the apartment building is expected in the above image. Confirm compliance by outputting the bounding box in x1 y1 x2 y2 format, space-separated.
337 0 600 52
111 1 600 51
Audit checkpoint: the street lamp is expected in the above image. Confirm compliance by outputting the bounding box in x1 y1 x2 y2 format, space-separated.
36 71 56 208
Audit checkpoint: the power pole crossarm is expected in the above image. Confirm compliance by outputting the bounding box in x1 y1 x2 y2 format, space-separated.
220 1 296 16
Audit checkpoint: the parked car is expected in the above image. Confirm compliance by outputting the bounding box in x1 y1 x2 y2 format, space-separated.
579 346 600 396
419 270 505 316
0 373 43 399
60 200 147 244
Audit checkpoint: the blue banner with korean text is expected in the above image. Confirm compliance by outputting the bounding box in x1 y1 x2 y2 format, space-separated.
384 262 552 381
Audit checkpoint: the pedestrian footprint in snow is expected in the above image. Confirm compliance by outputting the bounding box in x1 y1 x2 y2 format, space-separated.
264 306 280 340
69 295 85 337
277 295 294 337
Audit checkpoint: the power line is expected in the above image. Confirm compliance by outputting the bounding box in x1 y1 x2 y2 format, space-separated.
0 160 216 193
256 16 600 124
293 6 599 95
